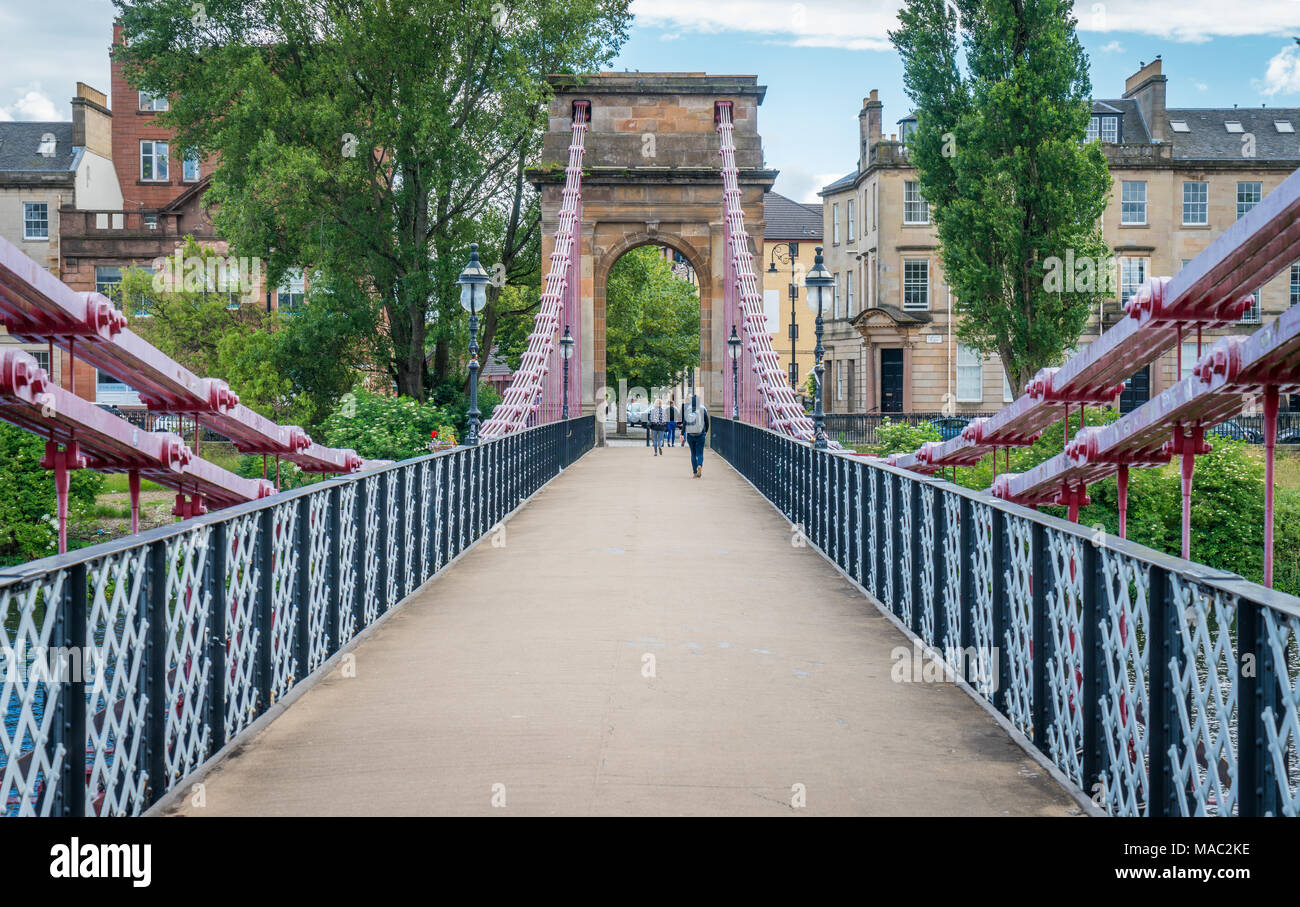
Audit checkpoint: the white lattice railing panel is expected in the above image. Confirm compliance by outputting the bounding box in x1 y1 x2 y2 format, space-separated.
1004 515 1035 738
1170 577 1238 816
1099 550 1151 816
866 468 878 596
86 548 149 817
883 474 896 613
385 470 399 610
918 483 936 644
224 513 261 741
162 527 211 797
336 482 359 646
969 502 997 699
306 490 331 673
268 501 300 703
1044 530 1086 789
1 571 67 817
941 492 963 661
1262 608 1300 815
480 103 588 438
362 475 381 626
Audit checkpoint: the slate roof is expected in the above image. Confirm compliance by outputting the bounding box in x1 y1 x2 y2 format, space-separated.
764 191 823 240
0 122 79 173
819 168 858 196
1164 107 1300 162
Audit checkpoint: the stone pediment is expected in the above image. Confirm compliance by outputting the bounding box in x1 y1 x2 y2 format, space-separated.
851 305 932 331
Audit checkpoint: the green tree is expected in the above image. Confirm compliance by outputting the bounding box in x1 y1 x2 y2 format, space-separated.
319 389 457 461
114 0 631 400
605 246 700 392
890 0 1112 393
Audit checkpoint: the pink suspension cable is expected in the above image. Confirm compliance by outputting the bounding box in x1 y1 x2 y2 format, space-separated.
479 102 589 438
716 103 838 447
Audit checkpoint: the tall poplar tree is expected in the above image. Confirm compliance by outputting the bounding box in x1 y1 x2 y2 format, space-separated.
890 0 1111 393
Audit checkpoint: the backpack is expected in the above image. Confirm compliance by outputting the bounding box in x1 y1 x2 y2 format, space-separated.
684 405 707 435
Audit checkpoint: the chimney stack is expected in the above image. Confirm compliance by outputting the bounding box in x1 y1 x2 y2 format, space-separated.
1123 57 1167 142
860 89 882 171
71 83 113 160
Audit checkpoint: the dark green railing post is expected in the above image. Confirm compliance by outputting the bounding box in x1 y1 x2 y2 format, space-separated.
1146 567 1180 816
208 520 228 752
1238 598 1282 816
145 539 168 807
1081 538 1106 809
294 494 312 678
1030 522 1051 752
990 507 1009 714
59 562 88 817
255 506 275 713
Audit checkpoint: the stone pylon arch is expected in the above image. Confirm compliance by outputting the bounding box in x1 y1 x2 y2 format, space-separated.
529 73 777 413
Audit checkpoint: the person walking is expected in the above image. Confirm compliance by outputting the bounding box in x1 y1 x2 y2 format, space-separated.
682 395 709 477
666 398 678 448
649 399 667 455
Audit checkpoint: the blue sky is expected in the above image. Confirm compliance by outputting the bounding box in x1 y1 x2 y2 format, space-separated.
6 1 1300 202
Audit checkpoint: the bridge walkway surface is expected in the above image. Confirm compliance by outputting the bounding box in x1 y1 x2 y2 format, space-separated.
167 444 1077 817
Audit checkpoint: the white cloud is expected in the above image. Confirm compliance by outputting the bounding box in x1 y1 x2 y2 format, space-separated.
0 108 12 122
1255 45 1300 97
628 0 1300 49
4 90 60 121
773 164 842 204
1100 40 1124 53
1194 81 1209 92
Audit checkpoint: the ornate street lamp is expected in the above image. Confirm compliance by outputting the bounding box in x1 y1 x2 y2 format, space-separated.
727 324 742 419
804 246 832 449
560 325 574 420
768 242 800 389
458 243 490 446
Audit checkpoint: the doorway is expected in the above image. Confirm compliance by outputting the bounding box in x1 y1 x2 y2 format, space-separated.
880 349 904 413
1119 365 1150 414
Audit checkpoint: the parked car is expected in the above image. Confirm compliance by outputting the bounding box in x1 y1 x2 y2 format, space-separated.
1279 427 1300 445
926 416 971 442
1210 420 1264 444
625 401 651 427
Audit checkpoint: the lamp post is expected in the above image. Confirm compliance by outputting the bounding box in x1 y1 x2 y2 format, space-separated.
767 241 800 390
727 324 741 419
560 325 574 420
804 246 832 449
458 243 489 446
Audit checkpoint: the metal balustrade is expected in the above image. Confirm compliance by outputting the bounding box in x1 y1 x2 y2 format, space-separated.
711 417 1300 816
0 415 595 817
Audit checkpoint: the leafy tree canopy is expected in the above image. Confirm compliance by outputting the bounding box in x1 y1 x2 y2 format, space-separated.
605 246 700 393
890 0 1112 393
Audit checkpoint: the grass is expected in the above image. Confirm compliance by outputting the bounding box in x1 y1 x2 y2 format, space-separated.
99 474 166 494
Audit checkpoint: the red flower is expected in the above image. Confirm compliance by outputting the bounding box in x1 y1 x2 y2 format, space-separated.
430 429 438 438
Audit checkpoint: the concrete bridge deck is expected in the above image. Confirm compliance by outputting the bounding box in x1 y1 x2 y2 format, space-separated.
168 443 1077 817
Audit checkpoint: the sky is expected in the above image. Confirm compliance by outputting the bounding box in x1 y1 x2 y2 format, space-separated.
6 1 1300 201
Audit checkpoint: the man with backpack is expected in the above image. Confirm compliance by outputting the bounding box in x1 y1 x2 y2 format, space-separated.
682 395 709 478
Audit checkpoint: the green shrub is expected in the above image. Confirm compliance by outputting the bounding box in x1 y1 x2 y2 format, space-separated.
870 418 941 457
319 388 457 461
0 424 104 563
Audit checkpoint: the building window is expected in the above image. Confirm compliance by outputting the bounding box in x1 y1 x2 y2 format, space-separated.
277 269 306 309
1086 115 1119 143
836 360 845 402
899 119 917 146
832 203 840 244
143 214 158 230
22 202 49 240
846 199 855 243
833 272 841 319
845 271 854 316
95 265 122 301
182 151 200 182
903 181 929 224
1180 341 1200 381
29 349 50 373
903 259 929 310
1237 181 1262 219
956 345 982 402
1120 180 1147 225
140 140 169 181
1182 181 1208 225
1120 257 1148 305
1002 369 1015 403
138 92 169 111
1241 290 1262 324
1291 263 1300 308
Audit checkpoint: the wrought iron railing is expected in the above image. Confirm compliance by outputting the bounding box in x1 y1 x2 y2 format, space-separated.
711 417 1300 816
823 412 1001 448
0 415 595 817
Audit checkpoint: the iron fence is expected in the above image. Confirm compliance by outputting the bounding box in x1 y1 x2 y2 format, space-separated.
0 415 594 817
712 417 1300 816
824 411 1300 448
823 412 1000 448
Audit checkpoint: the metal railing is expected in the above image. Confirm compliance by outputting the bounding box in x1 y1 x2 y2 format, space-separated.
823 412 1000 448
0 415 595 817
712 417 1300 816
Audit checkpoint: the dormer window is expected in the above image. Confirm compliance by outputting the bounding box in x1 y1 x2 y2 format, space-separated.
1277 121 1295 133
37 133 57 157
1086 115 1119 143
898 119 917 146
1170 120 1190 133
1225 121 1244 133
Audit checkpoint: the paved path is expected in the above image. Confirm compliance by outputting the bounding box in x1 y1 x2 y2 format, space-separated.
170 444 1077 816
